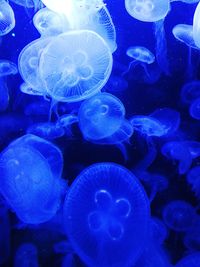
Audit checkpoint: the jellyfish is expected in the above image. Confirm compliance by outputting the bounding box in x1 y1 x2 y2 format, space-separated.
0 60 18 111
78 92 125 140
14 243 39 267
0 201 10 265
0 0 15 36
10 0 42 10
189 97 200 119
125 0 170 22
18 37 52 95
162 200 196 232
180 80 200 104
175 252 200 267
186 166 200 199
0 134 63 223
63 163 150 267
161 141 192 174
33 7 69 37
193 2 200 49
150 217 168 245
27 122 65 140
19 82 44 96
39 30 113 102
122 46 155 78
56 113 79 136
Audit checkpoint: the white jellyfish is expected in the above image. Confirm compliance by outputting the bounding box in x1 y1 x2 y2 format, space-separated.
0 0 15 36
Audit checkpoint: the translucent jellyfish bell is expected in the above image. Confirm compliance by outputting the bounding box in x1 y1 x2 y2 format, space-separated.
125 0 170 22
33 8 69 37
0 60 18 77
18 38 52 95
78 93 125 141
0 0 15 36
181 80 200 104
172 24 197 49
39 30 113 102
63 163 150 267
189 97 200 119
193 2 200 49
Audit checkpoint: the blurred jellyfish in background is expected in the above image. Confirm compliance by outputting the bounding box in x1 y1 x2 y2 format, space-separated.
63 163 150 267
187 166 200 199
0 0 15 36
162 200 196 232
0 60 18 111
189 97 200 119
180 80 200 105
39 30 113 103
14 243 39 267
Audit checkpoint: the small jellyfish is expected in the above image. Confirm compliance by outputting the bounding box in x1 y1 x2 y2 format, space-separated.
0 0 15 36
181 80 200 104
175 252 200 267
39 30 112 102
33 7 69 37
162 200 196 232
63 163 150 267
78 92 125 141
189 97 200 119
27 122 65 140
193 2 200 49
123 46 155 78
172 24 197 49
150 217 168 245
14 243 39 267
161 141 192 174
187 166 200 198
125 0 170 22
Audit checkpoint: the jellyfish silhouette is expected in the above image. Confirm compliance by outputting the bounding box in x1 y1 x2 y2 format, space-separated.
162 200 196 232
14 243 39 267
0 0 15 36
63 163 150 267
39 30 113 102
175 252 200 267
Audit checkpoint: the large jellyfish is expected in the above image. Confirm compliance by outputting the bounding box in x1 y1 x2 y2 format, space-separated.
63 163 150 267
193 2 200 49
0 0 15 36
0 134 63 223
39 30 113 102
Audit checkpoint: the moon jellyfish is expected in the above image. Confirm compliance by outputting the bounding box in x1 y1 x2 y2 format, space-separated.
63 163 150 267
33 7 69 37
189 98 200 119
123 46 155 77
0 0 15 36
162 200 196 232
0 134 63 223
150 217 168 245
161 141 192 174
78 93 125 141
187 166 200 198
18 38 52 95
27 122 65 140
181 80 200 104
172 24 197 49
20 82 44 96
125 0 170 22
0 202 10 265
39 30 113 102
193 2 200 49
14 243 39 267
175 252 200 267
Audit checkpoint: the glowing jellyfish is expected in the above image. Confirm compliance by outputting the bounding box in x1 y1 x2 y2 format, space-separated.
18 38 52 95
172 24 197 49
39 30 113 102
125 0 170 22
0 0 15 36
63 163 150 267
187 166 200 198
161 141 192 174
56 114 78 136
193 2 200 49
78 93 125 140
14 243 39 267
175 252 200 267
123 46 155 77
150 217 168 245
0 134 63 223
162 200 196 232
181 80 200 104
189 98 200 119
0 202 10 265
33 7 69 37
27 122 65 140
20 82 44 96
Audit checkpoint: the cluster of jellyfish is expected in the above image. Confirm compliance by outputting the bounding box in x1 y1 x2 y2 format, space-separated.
1 0 200 266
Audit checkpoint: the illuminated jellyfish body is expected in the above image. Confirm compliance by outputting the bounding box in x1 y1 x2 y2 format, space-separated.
39 30 112 102
162 200 196 232
27 122 65 140
181 80 200 104
172 24 197 49
18 37 52 95
33 8 69 37
189 98 200 119
0 134 63 223
78 93 125 141
0 201 10 265
175 252 200 267
0 60 18 111
150 217 168 245
123 46 155 79
56 114 78 136
193 2 200 49
161 141 193 174
187 166 200 198
14 243 39 267
63 163 150 267
0 0 15 36
20 82 44 96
